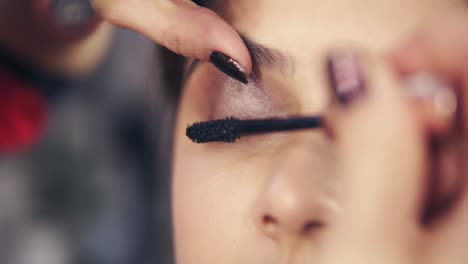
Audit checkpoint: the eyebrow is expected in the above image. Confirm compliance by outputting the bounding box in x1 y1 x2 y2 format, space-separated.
242 35 294 79
183 34 294 81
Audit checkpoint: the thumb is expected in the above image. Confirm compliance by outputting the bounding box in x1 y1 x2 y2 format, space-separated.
92 0 251 75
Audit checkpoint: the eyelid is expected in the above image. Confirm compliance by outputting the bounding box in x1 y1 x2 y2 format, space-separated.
212 77 298 120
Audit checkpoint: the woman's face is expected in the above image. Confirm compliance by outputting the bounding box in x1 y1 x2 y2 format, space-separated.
172 1 465 263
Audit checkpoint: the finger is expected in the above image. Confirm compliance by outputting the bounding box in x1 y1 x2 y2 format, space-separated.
425 79 468 264
391 16 468 81
391 19 468 262
92 0 251 74
324 51 426 262
392 16 468 130
404 73 457 136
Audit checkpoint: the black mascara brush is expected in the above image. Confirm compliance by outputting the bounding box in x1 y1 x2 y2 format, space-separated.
186 116 323 143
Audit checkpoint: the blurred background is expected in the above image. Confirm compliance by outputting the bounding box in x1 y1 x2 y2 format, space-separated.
0 1 173 264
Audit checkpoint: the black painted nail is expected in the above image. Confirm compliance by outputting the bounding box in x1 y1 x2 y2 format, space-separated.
50 0 96 27
210 52 248 84
327 51 366 105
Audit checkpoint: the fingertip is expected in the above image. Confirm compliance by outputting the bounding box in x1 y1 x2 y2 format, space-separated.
226 35 253 75
101 0 253 75
169 5 252 74
203 18 252 74
391 39 428 75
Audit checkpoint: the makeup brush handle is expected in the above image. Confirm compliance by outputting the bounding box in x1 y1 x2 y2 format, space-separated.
238 117 323 136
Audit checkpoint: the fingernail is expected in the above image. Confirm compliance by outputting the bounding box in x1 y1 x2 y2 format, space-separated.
50 0 96 27
327 51 366 105
210 52 248 84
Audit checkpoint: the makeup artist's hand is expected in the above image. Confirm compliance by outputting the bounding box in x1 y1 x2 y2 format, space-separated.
391 15 468 263
323 16 468 264
323 59 427 263
92 0 252 75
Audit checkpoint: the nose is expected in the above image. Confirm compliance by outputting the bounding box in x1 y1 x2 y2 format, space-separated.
254 143 336 240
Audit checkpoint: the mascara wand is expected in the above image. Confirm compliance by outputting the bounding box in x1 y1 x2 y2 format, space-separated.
186 116 323 143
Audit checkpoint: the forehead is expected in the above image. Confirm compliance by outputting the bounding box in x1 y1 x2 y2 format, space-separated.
220 0 465 58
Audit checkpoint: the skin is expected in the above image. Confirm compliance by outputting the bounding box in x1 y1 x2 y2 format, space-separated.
172 1 468 264
93 0 251 71
0 0 250 76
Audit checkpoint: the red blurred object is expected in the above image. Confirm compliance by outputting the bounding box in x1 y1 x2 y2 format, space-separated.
0 68 47 154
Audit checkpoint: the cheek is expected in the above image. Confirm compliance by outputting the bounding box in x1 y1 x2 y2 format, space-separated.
171 135 270 263
172 89 270 262
172 81 291 261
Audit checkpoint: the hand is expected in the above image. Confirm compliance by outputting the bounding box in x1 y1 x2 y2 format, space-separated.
392 15 468 263
92 0 251 77
323 15 468 263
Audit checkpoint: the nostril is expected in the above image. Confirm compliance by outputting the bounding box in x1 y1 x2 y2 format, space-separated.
261 214 279 238
262 215 277 226
302 221 324 235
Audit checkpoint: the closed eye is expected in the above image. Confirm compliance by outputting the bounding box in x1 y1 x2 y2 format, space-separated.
211 75 299 120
